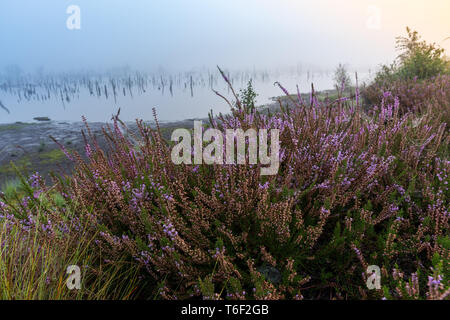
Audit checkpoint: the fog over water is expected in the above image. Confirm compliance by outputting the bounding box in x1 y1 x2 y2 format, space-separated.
0 0 448 123
0 68 372 123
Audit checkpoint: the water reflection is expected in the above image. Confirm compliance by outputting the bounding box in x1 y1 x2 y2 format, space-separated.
0 67 372 124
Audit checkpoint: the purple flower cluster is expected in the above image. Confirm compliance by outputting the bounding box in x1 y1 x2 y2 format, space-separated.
162 219 178 240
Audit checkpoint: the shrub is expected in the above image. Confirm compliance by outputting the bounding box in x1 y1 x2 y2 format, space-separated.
238 79 258 113
333 63 352 91
373 27 449 85
395 27 449 80
1 71 448 300
0 172 141 300
363 28 450 111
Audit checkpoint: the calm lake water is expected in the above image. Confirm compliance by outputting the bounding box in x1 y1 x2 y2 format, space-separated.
0 68 372 124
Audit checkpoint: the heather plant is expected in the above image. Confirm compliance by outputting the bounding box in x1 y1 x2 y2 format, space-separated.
362 74 450 115
0 64 448 300
395 27 449 80
0 172 142 300
28 69 446 300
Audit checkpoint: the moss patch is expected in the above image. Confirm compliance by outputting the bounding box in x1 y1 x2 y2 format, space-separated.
0 123 32 132
38 149 66 164
0 158 32 175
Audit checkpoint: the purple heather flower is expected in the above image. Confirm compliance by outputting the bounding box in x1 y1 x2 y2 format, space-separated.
29 172 41 189
259 181 269 190
162 219 178 240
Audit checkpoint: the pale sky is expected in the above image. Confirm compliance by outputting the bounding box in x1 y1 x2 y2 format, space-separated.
0 0 449 73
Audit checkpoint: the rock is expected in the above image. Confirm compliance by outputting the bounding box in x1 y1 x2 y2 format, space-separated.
33 117 51 122
256 265 282 284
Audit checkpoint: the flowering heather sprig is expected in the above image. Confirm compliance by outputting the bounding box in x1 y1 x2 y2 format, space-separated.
352 244 368 270
0 201 7 212
29 172 42 189
162 219 178 241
